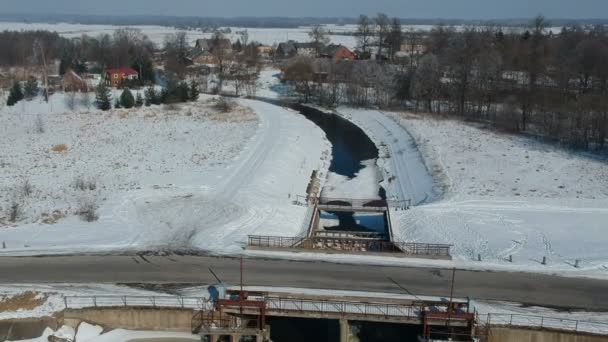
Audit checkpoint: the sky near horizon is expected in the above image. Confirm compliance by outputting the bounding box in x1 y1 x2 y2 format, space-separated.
2 0 607 19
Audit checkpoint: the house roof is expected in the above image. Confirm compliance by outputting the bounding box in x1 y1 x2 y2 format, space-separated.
106 68 138 76
294 42 316 50
321 44 353 57
196 38 232 51
277 42 297 56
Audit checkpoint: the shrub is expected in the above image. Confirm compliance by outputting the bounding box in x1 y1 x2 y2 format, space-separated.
24 78 39 99
74 176 96 191
21 179 33 197
7 81 24 106
213 97 235 113
51 144 68 153
9 200 21 222
78 199 98 222
34 115 45 134
135 92 144 107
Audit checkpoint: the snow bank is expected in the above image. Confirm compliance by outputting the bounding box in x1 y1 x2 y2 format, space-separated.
12 328 199 342
335 108 438 205
75 322 103 342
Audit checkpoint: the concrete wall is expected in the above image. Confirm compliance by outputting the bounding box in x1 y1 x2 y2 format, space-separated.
63 308 196 332
490 327 608 342
0 317 58 341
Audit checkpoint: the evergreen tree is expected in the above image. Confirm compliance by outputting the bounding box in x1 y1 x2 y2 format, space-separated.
177 81 190 102
95 81 112 111
135 92 144 107
23 78 39 99
189 80 200 101
144 86 156 106
6 81 24 106
159 88 169 104
120 88 135 109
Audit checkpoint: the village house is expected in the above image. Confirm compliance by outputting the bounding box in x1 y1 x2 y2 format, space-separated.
275 41 318 59
62 69 89 92
195 38 232 53
256 45 274 58
320 44 356 61
294 42 316 57
275 41 297 59
190 50 216 65
105 68 139 87
400 42 427 56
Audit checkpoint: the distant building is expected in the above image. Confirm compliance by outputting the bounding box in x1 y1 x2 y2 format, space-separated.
195 38 232 53
256 45 274 58
62 69 89 92
189 49 216 65
294 42 316 57
105 68 139 88
275 41 319 59
320 45 356 61
276 41 297 59
400 42 426 56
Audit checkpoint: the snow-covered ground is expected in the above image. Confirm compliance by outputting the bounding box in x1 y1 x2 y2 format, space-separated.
0 22 358 48
0 92 330 255
10 326 199 342
331 108 608 278
0 283 175 320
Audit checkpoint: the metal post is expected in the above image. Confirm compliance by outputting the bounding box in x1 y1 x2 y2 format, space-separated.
447 267 456 334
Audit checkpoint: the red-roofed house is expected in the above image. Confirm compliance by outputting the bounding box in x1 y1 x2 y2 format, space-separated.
105 68 139 87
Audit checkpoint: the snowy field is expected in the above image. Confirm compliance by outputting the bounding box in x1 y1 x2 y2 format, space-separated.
0 92 330 255
0 21 567 50
0 22 358 48
332 108 608 278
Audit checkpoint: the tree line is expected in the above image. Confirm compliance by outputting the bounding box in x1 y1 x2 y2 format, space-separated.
283 15 608 151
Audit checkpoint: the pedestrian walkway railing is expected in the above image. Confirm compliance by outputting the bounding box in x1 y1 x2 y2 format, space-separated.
481 313 608 336
264 297 419 320
63 295 213 310
247 235 451 258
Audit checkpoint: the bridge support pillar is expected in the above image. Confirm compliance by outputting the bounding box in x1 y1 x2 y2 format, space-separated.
339 318 350 342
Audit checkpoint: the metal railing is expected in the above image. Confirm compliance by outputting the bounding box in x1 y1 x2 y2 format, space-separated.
297 196 412 210
247 235 308 249
482 313 608 336
64 296 212 310
265 297 419 320
248 235 452 257
394 242 452 257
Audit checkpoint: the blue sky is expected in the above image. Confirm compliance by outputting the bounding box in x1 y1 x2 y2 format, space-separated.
3 0 608 18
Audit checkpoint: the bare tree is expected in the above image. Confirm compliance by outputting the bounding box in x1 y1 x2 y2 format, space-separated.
308 25 330 57
356 15 374 59
412 54 441 113
374 13 391 60
164 31 190 78
387 18 403 60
